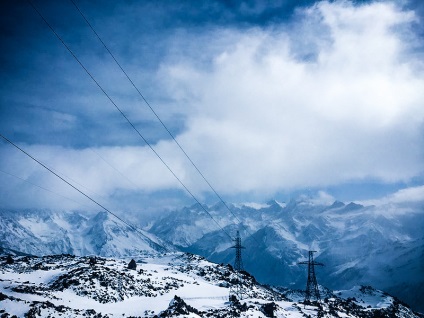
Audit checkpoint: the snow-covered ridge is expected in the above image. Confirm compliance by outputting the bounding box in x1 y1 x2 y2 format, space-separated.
1 197 423 312
148 198 424 313
0 209 172 257
0 253 420 318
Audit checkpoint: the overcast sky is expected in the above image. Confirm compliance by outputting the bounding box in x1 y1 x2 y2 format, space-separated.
1 0 424 214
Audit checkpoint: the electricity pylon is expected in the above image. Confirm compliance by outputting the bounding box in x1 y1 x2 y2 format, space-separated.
232 230 245 271
230 231 246 300
298 251 324 303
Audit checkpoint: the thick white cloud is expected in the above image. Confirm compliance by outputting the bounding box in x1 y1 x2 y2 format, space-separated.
1 1 424 211
359 185 424 207
156 0 424 195
0 143 187 211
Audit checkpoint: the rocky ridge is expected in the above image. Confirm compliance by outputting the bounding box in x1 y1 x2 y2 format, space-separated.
0 253 421 318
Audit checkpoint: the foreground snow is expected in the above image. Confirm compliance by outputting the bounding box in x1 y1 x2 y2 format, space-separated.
0 253 420 317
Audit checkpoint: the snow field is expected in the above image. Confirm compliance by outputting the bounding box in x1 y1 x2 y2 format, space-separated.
0 253 419 318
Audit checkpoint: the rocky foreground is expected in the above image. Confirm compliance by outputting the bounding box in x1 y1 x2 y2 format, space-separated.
0 253 421 317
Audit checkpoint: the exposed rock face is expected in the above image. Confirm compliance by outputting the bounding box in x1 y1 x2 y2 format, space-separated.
0 253 421 318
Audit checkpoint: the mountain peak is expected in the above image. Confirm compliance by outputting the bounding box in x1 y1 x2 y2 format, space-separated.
330 200 345 208
0 209 168 257
345 202 364 211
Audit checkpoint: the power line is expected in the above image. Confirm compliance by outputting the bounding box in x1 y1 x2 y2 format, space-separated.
47 163 106 201
0 133 167 252
89 147 139 189
26 0 232 242
69 0 256 242
0 168 93 210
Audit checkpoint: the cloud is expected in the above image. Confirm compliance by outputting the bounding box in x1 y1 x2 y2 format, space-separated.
359 185 424 207
309 191 336 206
1 1 424 211
154 0 424 195
389 185 424 203
0 142 191 211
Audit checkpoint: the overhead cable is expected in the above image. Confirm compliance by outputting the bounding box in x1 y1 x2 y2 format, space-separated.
26 0 233 242
69 0 255 241
0 133 167 252
0 168 92 210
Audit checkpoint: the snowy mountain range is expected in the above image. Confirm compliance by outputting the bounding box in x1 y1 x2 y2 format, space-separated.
145 197 424 313
1 253 421 317
0 209 171 257
0 196 423 313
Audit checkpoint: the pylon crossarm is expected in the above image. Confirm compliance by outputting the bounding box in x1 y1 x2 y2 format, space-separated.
312 262 324 266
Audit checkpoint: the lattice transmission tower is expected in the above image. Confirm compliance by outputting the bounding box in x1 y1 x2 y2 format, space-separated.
298 251 324 303
232 230 245 271
229 231 246 300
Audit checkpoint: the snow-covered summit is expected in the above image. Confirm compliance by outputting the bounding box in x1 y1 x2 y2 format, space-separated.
0 253 420 318
147 198 424 312
1 198 423 313
0 209 171 257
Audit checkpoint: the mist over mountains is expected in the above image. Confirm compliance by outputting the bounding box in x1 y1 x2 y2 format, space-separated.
0 209 170 257
1 195 423 312
146 197 424 312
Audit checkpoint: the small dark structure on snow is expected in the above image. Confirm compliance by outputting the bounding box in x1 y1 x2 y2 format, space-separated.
6 255 14 265
89 257 97 266
128 259 137 270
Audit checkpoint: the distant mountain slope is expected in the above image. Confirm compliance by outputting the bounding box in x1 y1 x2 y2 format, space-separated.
0 253 420 317
0 209 170 257
147 197 424 312
1 197 423 312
